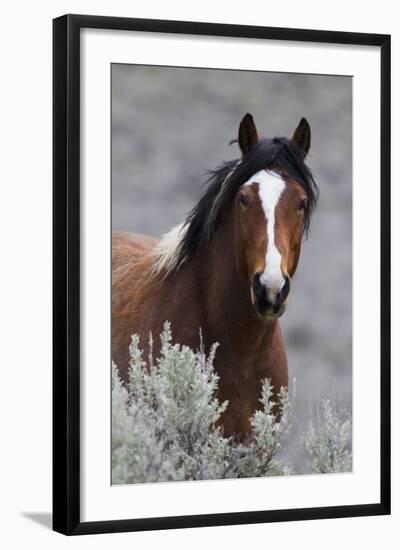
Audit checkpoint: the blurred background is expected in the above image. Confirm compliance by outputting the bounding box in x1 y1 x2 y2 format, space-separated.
112 64 352 472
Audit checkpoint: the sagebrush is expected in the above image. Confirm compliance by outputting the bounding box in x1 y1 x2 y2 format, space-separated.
112 322 351 484
300 400 352 474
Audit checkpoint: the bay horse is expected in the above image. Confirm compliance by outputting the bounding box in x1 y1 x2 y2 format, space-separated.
112 113 318 440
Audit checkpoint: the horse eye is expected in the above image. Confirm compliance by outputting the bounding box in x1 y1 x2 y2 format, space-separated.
239 193 249 207
298 198 308 212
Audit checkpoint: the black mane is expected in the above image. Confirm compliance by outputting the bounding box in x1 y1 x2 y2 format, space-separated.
175 137 318 268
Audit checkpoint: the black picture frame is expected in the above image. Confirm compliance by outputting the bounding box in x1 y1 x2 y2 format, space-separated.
53 14 391 535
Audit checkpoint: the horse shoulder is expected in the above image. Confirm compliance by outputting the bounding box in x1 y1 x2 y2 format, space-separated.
112 232 159 378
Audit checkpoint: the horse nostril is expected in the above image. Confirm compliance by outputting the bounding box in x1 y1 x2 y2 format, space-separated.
252 272 265 299
277 275 290 304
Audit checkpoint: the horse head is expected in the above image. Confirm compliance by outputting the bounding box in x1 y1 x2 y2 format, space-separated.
231 113 316 319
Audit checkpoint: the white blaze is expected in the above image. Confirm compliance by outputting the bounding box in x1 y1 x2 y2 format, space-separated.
246 170 286 299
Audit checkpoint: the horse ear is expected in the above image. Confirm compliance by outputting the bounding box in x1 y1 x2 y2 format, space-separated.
238 113 259 156
291 117 311 158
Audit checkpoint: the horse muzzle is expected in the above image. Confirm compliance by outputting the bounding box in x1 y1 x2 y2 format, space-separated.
251 272 290 319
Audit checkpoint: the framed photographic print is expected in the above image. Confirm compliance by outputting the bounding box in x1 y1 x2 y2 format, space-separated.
53 14 391 535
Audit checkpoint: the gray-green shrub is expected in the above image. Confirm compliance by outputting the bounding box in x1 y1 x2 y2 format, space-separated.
300 400 352 474
112 322 292 484
112 322 351 484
